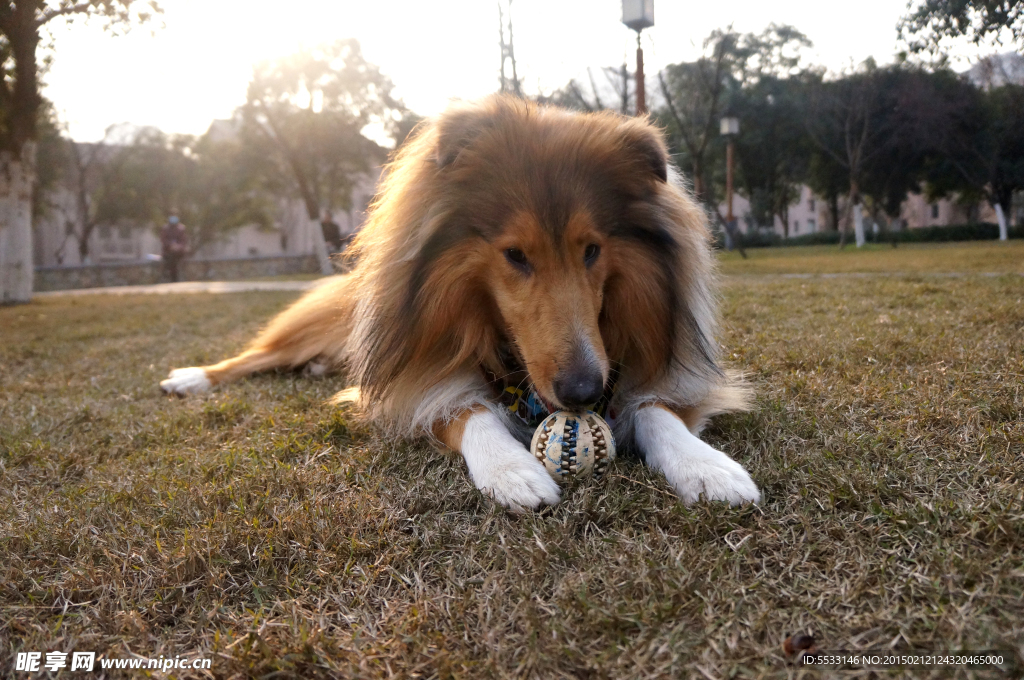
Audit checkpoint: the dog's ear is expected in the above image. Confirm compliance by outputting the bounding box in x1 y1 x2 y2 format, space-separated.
434 108 494 168
620 121 669 183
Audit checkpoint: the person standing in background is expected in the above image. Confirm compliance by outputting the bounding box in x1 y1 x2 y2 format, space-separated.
321 211 342 254
160 214 190 283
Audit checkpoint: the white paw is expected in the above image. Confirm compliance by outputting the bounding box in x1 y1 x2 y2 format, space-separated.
656 448 761 505
160 367 212 395
460 410 561 513
472 455 562 513
635 405 760 506
305 361 328 377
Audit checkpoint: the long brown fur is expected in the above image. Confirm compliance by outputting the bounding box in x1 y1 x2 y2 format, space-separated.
166 96 749 450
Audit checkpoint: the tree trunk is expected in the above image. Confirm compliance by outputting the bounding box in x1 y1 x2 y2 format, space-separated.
691 162 705 204
298 189 334 276
0 143 37 304
994 203 1008 241
620 63 629 115
78 225 91 262
838 200 849 248
839 180 860 249
76 185 94 262
853 203 866 248
309 216 333 275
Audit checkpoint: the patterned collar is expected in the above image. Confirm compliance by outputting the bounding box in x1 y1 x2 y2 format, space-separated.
482 345 617 429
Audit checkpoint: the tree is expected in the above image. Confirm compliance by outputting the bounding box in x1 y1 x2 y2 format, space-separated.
32 99 67 220
241 39 401 274
805 150 848 232
731 74 812 236
656 25 812 207
393 110 425 149
42 122 141 264
862 68 967 225
0 0 159 304
805 64 971 245
925 81 1024 239
187 130 277 251
46 122 274 261
656 25 810 250
804 62 904 246
89 128 196 235
739 23 815 83
99 125 275 252
899 0 1024 54
656 29 745 205
898 0 1024 236
969 52 1024 88
497 0 522 97
544 65 635 115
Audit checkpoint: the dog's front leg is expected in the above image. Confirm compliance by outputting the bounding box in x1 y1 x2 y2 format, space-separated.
435 408 561 513
635 405 760 506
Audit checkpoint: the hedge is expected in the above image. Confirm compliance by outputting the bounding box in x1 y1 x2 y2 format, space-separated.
715 222 1023 249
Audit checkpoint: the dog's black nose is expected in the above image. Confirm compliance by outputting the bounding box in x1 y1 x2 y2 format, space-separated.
552 367 604 409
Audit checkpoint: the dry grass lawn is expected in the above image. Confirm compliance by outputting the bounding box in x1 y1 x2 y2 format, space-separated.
2 246 1023 678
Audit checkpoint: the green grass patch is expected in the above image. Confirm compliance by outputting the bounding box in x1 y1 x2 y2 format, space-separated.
718 240 1024 276
2 277 1023 678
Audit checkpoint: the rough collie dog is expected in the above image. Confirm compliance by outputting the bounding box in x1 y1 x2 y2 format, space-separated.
161 96 760 512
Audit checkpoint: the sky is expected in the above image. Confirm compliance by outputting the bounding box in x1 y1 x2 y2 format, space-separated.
43 0 1005 144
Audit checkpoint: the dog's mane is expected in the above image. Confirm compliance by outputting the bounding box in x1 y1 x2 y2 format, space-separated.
340 95 729 439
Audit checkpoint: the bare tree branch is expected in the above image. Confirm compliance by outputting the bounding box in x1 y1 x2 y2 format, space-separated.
37 2 95 26
586 67 605 111
567 80 594 112
657 71 697 157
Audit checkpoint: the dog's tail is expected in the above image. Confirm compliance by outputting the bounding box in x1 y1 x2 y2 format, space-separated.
701 369 754 414
682 370 753 434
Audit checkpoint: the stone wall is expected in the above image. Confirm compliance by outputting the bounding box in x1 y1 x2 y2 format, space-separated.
34 255 320 292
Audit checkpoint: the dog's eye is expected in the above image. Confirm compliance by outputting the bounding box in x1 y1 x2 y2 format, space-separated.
584 243 601 266
504 248 530 272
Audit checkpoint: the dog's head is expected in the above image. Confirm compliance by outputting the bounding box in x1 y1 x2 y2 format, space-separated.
355 96 717 416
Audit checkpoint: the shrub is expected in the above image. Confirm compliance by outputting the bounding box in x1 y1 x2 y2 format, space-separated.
714 223 1023 249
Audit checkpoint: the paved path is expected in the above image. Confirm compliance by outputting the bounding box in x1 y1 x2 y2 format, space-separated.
35 278 338 297
34 271 1021 297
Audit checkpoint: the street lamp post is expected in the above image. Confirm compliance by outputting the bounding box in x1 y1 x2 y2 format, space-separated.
621 0 653 115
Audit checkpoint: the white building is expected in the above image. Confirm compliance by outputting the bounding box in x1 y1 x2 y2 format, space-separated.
720 185 825 237
719 184 1018 238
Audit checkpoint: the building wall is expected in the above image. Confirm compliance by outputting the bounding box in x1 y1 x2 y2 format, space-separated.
193 222 290 260
899 193 973 229
785 185 825 236
35 255 319 292
720 185 828 236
